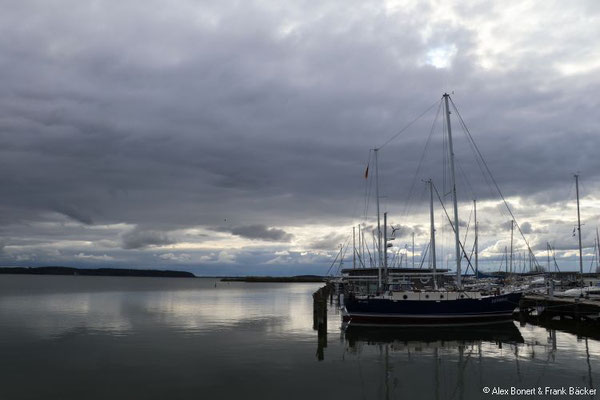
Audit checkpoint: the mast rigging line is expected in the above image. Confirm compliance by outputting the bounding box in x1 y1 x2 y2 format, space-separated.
333 240 351 276
363 101 443 241
326 236 351 276
449 97 542 269
363 151 373 221
400 101 444 222
432 181 477 276
376 99 441 150
419 241 430 269
363 101 443 239
325 244 343 276
548 242 560 272
462 202 473 249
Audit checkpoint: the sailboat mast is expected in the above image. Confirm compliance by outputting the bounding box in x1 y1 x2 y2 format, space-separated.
443 93 461 288
358 225 362 268
510 220 514 274
412 232 415 268
596 228 600 272
575 174 583 285
383 212 388 287
352 226 356 269
547 242 551 272
375 149 382 289
474 199 478 279
429 179 438 289
372 229 377 269
362 228 367 268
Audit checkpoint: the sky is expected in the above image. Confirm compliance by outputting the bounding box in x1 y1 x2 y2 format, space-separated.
1 0 600 276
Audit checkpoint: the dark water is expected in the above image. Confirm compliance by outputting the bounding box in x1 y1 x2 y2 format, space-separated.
0 275 598 400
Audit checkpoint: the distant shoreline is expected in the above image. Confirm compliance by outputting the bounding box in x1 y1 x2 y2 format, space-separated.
0 267 328 282
220 275 326 283
0 266 195 278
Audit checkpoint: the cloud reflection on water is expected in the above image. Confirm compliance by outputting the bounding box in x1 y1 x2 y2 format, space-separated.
0 276 321 340
0 276 598 400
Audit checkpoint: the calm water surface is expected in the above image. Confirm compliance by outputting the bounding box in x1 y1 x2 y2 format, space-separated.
0 275 598 399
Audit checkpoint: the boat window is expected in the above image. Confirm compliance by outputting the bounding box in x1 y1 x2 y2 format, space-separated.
440 294 444 299
403 295 408 300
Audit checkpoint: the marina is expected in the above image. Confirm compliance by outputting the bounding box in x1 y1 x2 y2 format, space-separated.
2 0 600 398
325 93 600 337
337 93 529 326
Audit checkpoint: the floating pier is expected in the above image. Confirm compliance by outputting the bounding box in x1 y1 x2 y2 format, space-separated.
519 294 600 322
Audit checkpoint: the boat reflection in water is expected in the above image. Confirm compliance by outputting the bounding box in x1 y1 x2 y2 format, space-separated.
343 321 524 349
337 322 527 400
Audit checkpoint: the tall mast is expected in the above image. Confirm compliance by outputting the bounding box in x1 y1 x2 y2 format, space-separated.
509 220 514 274
596 228 600 272
443 93 461 288
575 174 583 285
352 226 356 269
593 238 598 273
383 212 388 288
547 242 551 272
373 229 380 284
474 199 478 279
361 227 367 268
429 179 438 289
357 225 361 268
412 232 415 268
375 149 382 289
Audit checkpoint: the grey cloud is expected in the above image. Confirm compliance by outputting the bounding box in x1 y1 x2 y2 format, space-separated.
226 225 294 242
387 224 426 239
0 1 598 272
520 222 533 234
51 203 94 225
309 233 347 250
121 229 174 249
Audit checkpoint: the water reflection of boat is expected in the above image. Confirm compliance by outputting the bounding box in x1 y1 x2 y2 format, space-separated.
344 321 524 348
341 322 527 400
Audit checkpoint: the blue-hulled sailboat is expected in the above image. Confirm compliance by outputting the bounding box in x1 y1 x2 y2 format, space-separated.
342 93 522 326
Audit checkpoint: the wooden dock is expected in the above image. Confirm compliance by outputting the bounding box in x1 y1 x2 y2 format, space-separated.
519 295 600 321
313 283 333 361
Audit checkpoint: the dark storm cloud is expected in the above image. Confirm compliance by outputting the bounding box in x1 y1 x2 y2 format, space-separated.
51 203 94 225
226 225 293 242
0 0 599 271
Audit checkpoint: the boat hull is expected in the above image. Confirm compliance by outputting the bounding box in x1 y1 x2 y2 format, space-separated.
343 292 522 326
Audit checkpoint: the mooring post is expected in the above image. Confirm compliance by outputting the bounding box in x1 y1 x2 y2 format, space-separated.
313 285 328 361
